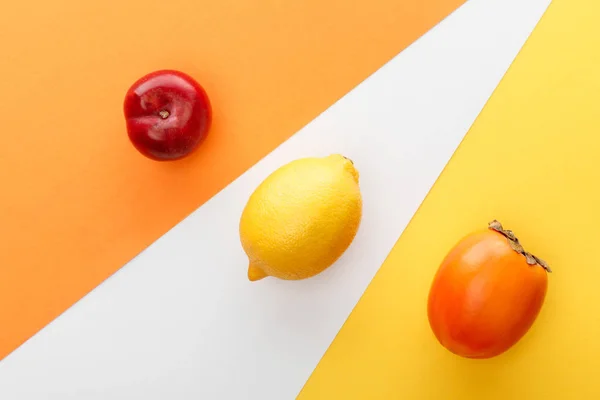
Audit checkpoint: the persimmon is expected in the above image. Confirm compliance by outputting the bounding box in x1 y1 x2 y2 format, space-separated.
427 220 551 359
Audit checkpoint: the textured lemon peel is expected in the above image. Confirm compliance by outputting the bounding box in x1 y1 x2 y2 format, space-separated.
240 155 362 282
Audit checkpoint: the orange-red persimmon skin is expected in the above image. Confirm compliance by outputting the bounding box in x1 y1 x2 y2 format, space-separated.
427 228 548 359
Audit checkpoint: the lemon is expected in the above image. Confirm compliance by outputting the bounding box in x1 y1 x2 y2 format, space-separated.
239 154 362 281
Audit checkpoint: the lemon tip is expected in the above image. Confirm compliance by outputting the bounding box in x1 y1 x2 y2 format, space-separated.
248 264 268 281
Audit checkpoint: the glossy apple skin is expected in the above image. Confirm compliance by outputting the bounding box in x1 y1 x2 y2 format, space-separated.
124 70 212 161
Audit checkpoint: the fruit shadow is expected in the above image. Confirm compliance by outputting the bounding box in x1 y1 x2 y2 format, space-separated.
243 253 362 346
416 332 543 398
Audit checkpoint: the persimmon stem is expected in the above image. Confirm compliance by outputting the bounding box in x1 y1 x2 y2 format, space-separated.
488 220 552 273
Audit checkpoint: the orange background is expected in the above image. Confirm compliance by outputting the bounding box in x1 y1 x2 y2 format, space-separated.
0 0 465 359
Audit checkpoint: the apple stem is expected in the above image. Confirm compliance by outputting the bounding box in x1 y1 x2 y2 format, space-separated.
158 110 170 119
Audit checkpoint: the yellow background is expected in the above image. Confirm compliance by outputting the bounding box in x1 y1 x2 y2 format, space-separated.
300 0 600 398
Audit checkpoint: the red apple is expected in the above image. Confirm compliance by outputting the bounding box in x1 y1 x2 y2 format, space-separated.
124 70 212 161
